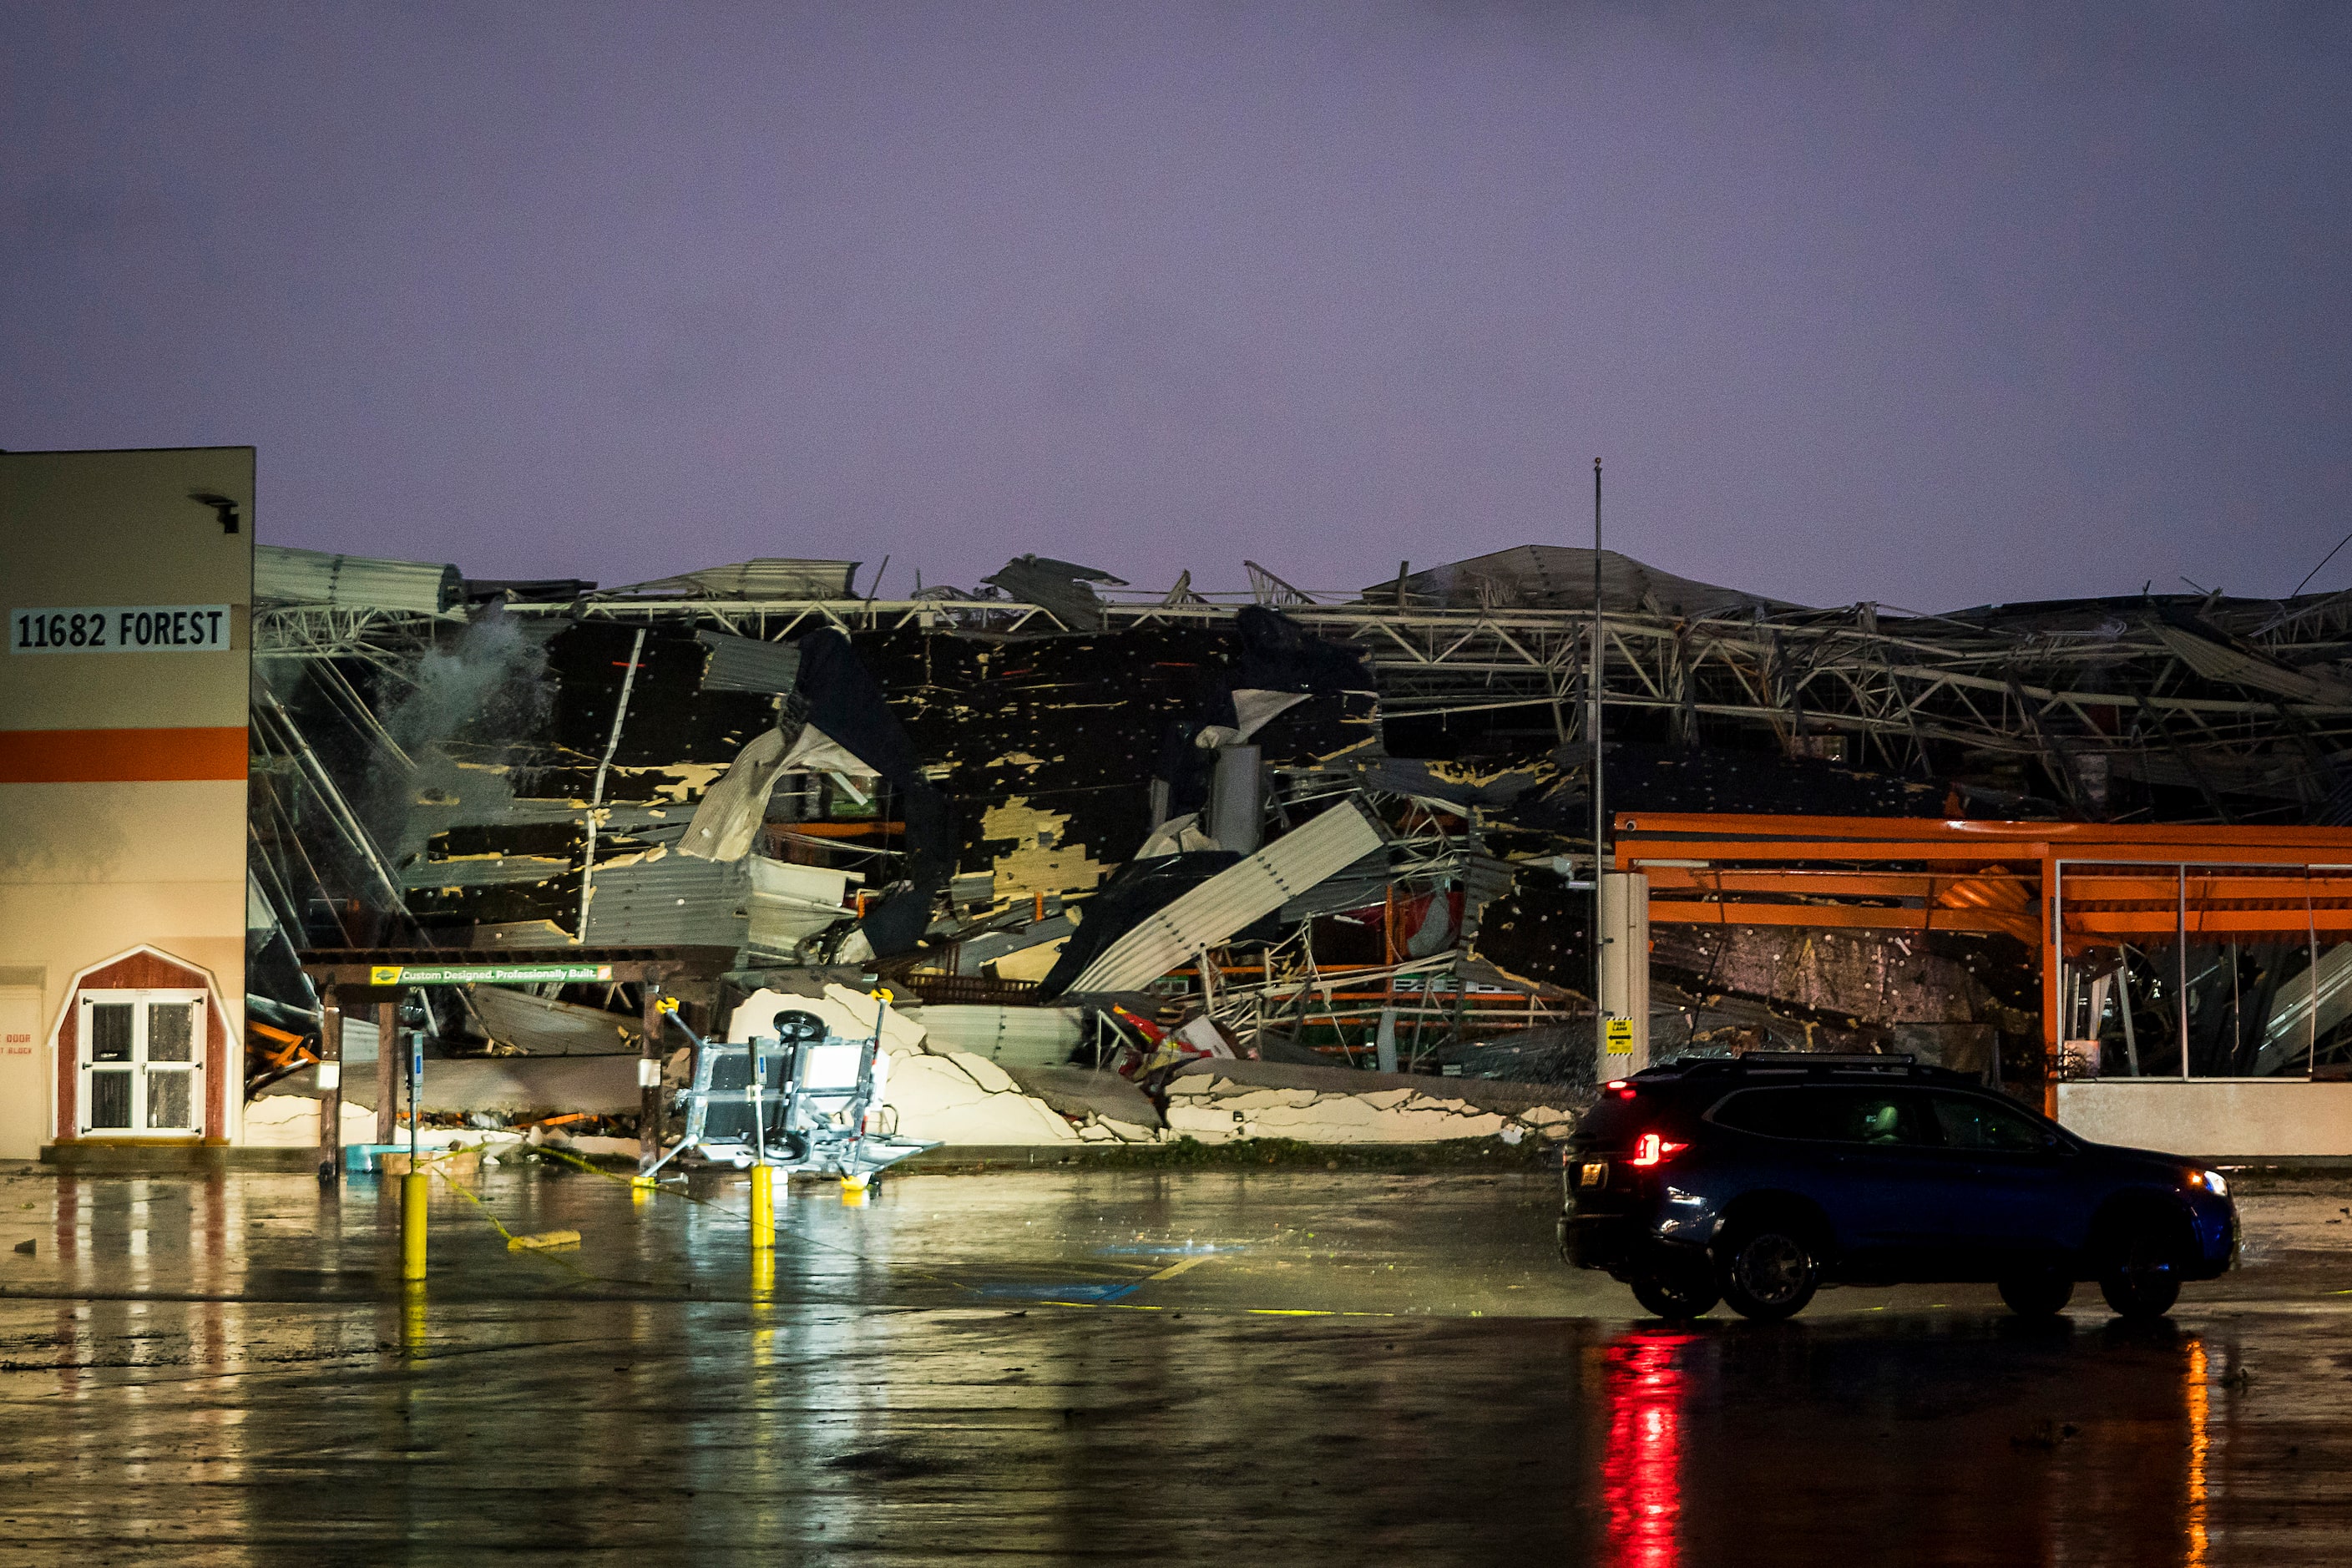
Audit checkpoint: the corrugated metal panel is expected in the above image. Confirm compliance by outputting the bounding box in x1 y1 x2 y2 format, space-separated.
579 855 748 948
2152 623 2352 706
621 559 860 599
1277 848 1389 923
468 987 640 1056
696 630 804 693
256 545 462 613
903 1004 1085 1069
1069 802 1384 994
745 858 855 957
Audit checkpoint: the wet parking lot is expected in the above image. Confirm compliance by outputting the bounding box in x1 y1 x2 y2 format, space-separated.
5 1160 2352 1565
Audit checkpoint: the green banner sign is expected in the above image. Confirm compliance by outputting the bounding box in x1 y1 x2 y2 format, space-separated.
369 963 615 986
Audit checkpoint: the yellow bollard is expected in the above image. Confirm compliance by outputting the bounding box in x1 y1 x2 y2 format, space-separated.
751 1246 776 1303
840 1173 869 1207
400 1171 428 1282
749 1164 774 1249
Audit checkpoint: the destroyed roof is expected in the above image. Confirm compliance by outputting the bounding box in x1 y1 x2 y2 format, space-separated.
603 559 862 599
255 544 463 614
1366 545 1806 618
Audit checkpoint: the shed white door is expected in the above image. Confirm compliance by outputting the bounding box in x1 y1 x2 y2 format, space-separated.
78 990 205 1136
0 989 41 1159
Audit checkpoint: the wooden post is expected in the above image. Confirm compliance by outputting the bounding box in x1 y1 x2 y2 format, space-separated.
317 984 343 1183
376 999 397 1147
638 981 665 1171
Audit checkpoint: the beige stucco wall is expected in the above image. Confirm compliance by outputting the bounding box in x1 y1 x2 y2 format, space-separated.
0 448 253 1151
2057 1080 2352 1159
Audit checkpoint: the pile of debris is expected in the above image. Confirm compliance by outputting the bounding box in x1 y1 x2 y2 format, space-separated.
241 543 2352 1133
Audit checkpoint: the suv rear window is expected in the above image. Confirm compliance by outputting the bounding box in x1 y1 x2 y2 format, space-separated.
1712 1086 1934 1146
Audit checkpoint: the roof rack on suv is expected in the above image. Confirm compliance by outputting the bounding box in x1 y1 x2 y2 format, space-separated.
1632 1052 1977 1083
1737 1053 1916 1066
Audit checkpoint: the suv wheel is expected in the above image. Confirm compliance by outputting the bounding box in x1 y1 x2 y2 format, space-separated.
1997 1270 2075 1318
1630 1267 1719 1321
1719 1223 1818 1321
2099 1218 2183 1320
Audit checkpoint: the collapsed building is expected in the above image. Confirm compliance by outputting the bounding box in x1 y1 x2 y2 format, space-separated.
242 542 2352 1151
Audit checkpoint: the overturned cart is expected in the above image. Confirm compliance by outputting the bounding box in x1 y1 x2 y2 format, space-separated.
640 994 934 1182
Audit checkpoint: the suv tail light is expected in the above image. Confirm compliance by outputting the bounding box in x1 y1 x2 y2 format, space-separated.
1628 1132 1687 1167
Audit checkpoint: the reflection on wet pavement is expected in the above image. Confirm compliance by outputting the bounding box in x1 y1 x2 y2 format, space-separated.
4 1163 2352 1564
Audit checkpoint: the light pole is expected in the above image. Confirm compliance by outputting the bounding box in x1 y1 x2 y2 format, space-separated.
1591 459 1606 1061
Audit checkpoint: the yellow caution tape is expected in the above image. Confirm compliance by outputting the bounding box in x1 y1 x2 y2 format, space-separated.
507 1229 582 1252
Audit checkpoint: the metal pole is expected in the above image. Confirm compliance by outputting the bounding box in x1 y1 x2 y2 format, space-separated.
316 984 343 1185
2178 864 2190 1080
2117 945 2142 1077
577 626 647 943
1591 458 1606 1057
2311 867 2322 1080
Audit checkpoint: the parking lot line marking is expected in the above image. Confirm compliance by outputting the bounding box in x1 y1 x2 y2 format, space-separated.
1248 1309 1334 1317
1144 1256 1212 1282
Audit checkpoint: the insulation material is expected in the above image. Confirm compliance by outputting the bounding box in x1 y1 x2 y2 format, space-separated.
1064 801 1384 994
1160 1060 1583 1144
991 938 1068 983
979 798 1117 903
679 724 880 862
678 726 797 861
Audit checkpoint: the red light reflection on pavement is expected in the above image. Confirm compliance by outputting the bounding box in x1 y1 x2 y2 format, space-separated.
1602 1330 1692 1568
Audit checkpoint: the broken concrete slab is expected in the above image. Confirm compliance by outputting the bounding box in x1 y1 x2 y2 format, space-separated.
1002 1065 1164 1143
1160 1058 1586 1145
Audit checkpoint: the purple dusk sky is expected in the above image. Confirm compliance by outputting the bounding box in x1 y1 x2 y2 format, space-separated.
4 3 2347 610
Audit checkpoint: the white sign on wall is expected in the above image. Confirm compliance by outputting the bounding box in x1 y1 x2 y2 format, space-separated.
9 605 232 654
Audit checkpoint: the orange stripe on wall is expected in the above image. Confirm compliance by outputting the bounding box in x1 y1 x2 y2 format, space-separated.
0 727 248 783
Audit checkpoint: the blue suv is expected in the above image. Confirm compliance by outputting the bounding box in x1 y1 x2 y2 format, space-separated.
1559 1055 2238 1321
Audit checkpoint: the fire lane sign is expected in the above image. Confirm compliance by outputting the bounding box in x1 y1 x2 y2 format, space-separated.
1603 1017 1636 1055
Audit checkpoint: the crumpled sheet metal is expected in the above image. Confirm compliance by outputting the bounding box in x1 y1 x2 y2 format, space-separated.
1064 801 1384 994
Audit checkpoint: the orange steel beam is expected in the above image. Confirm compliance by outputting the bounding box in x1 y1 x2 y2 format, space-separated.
1616 812 2352 850
2068 909 2352 938
2062 875 2352 902
1649 900 2034 939
1640 867 2031 898
1629 840 2051 863
1630 838 2345 869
